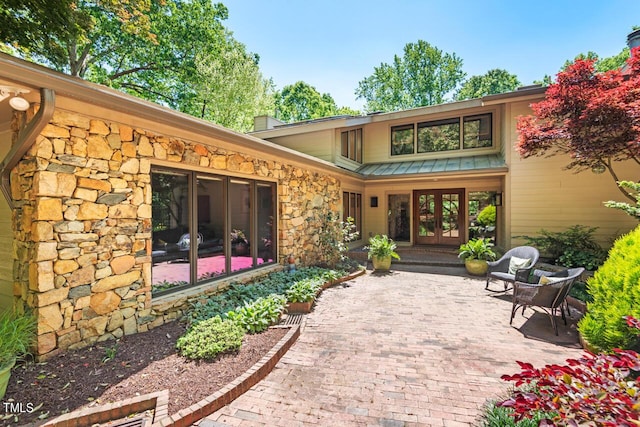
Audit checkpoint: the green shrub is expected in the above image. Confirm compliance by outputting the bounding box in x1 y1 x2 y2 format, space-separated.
476 205 496 227
518 225 607 270
176 316 244 360
480 402 555 427
286 278 323 303
226 294 286 334
186 267 338 325
578 225 640 351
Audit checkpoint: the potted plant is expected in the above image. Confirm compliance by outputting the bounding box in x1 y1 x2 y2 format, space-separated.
0 309 36 399
366 234 400 271
285 279 322 313
458 238 497 276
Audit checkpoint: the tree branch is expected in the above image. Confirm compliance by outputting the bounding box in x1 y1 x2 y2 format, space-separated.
605 159 636 202
109 63 159 80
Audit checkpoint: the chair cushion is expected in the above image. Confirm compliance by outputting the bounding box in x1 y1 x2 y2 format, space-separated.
538 275 565 285
508 256 531 275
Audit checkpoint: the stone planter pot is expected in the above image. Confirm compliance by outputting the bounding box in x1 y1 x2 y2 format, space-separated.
287 301 313 313
465 259 488 276
371 255 392 271
0 358 16 400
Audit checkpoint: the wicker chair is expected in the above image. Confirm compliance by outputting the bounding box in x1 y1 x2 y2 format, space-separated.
510 267 585 335
485 246 540 291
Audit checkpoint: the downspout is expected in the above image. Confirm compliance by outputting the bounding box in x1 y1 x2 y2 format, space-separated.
0 88 55 209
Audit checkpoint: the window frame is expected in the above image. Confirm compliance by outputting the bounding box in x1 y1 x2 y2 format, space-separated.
151 167 277 296
340 127 363 163
342 191 362 237
390 112 493 156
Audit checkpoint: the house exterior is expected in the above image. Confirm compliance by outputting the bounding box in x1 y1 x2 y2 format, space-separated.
252 89 639 252
0 53 355 357
0 51 637 358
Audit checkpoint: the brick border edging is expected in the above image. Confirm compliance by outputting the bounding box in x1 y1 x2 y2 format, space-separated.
41 389 169 427
151 324 300 427
40 324 299 427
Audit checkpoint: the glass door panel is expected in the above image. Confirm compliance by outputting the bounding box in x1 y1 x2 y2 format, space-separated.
388 194 410 242
196 176 225 282
414 189 464 246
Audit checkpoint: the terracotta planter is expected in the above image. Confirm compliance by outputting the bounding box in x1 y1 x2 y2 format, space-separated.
465 259 488 276
287 301 313 313
371 255 392 271
0 358 16 400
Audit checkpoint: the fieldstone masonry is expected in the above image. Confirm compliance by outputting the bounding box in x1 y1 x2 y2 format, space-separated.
9 108 340 358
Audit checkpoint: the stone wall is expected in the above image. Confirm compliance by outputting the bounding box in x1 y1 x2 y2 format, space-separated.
10 108 340 358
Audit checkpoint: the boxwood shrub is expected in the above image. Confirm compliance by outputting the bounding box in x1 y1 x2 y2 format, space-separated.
578 225 640 351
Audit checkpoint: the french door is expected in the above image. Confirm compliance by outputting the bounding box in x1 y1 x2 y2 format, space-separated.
414 189 464 246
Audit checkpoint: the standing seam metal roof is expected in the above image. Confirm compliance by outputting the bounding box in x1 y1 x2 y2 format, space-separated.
355 154 506 177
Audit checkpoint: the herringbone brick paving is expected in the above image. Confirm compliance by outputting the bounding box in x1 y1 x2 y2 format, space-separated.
198 266 583 426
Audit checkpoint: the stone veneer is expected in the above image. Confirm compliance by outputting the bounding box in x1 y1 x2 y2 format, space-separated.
9 108 340 358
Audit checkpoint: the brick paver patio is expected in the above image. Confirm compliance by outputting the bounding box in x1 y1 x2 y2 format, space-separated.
198 266 584 426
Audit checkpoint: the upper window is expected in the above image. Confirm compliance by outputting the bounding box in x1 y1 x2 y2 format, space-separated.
391 113 493 156
341 128 363 163
417 118 460 153
463 114 492 149
391 124 414 155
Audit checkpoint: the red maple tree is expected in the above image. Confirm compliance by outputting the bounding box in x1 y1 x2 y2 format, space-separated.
516 47 640 201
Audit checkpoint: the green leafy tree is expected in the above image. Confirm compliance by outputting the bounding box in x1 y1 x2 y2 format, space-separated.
1 1 274 132
192 41 275 132
355 40 466 112
562 49 630 73
455 69 521 101
274 81 343 123
605 181 640 218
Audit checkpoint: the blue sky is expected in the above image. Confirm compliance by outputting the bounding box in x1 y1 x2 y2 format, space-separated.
222 1 640 110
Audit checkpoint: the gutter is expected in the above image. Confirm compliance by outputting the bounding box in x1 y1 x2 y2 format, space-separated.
0 88 55 209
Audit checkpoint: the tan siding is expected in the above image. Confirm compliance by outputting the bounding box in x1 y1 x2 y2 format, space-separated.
0 130 12 312
265 130 333 162
506 100 639 248
363 106 502 164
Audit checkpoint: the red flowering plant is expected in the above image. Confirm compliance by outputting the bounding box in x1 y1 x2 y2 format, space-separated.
516 47 640 203
499 316 640 426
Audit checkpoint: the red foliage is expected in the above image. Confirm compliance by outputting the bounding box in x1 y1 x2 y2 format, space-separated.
516 48 640 175
498 316 640 426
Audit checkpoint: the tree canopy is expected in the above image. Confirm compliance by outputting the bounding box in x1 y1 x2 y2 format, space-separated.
455 69 521 101
355 40 466 113
274 81 358 123
0 0 274 132
516 50 640 201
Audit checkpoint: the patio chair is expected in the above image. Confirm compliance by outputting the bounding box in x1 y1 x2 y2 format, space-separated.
485 246 540 292
510 267 585 335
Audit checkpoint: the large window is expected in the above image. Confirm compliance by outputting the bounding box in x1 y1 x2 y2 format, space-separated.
151 168 276 295
391 124 414 155
343 191 362 235
391 113 493 155
340 128 363 163
417 118 460 153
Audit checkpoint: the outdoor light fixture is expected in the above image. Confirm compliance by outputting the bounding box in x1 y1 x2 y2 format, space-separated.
493 192 503 206
591 163 606 174
0 85 31 111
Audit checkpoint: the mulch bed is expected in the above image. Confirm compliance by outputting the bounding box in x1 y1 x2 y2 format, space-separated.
1 321 287 426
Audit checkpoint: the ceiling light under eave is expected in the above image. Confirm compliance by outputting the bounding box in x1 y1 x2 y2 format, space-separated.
0 85 31 111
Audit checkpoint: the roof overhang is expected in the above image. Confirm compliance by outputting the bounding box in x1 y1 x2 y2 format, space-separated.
0 53 353 177
356 154 508 181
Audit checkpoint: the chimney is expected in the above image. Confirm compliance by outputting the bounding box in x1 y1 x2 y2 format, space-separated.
627 29 640 54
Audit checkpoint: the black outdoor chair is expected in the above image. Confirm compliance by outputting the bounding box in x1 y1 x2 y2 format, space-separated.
486 246 540 292
510 267 585 335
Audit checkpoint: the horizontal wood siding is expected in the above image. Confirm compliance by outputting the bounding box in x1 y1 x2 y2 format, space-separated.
266 130 333 162
0 133 12 312
506 100 640 248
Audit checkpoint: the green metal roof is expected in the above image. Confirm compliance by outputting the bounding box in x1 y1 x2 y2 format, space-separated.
356 154 506 177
